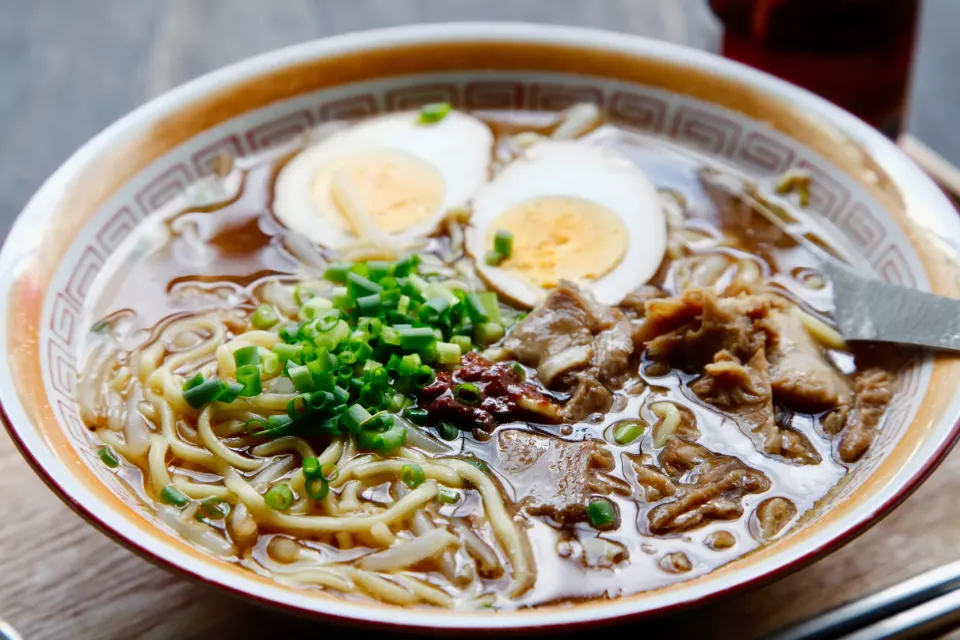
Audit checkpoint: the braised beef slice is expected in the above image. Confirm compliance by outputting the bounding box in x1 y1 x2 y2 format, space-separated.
617 285 668 321
496 430 622 524
504 282 635 422
821 368 894 463
760 310 850 412
418 352 560 432
691 347 820 464
637 439 771 535
639 289 773 368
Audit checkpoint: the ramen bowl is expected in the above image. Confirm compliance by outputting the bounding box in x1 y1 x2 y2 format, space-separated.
3 23 960 631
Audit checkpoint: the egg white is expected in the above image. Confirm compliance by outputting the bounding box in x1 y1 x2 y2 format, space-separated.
465 141 666 307
274 111 493 249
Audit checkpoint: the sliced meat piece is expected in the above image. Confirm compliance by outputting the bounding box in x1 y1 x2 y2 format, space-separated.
643 439 771 535
496 430 618 524
691 348 820 464
562 368 613 422
761 310 850 411
618 285 668 321
630 456 679 502
594 315 636 387
753 497 797 541
504 282 635 422
822 368 894 463
503 282 598 369
640 288 776 368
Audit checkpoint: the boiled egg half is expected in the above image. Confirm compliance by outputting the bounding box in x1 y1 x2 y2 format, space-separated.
465 141 666 307
274 110 493 249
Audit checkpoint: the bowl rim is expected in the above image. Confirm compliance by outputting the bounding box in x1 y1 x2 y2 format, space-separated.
3 21 960 632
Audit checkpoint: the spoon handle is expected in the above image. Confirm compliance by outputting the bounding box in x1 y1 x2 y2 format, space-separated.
823 260 960 352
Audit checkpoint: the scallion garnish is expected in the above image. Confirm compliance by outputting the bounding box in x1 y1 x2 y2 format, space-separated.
613 420 646 445
493 229 513 259
160 485 190 509
418 102 452 124
454 382 481 405
264 483 294 510
586 498 617 529
97 445 120 469
252 304 279 329
200 497 230 520
401 463 425 489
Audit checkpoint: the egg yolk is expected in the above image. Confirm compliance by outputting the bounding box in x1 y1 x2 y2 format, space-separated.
309 151 445 235
488 196 628 288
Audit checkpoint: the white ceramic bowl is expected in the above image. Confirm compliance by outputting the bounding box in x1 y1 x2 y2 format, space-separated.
4 23 960 631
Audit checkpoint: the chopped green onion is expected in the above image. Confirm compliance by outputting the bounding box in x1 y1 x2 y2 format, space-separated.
474 322 505 347
324 262 351 284
161 485 190 508
182 372 204 391
236 364 262 397
366 260 392 281
438 487 460 504
398 326 436 351
305 474 330 501
200 497 230 520
511 362 526 379
252 304 279 329
357 316 382 337
302 456 320 478
586 498 617 528
287 394 311 420
183 379 227 409
316 310 341 332
613 420 646 445
401 463 425 489
264 483 294 510
340 404 373 434
360 411 394 433
217 382 245 404
451 335 472 353
413 365 436 388
293 284 317 306
358 422 407 453
435 341 462 365
273 343 303 364
380 325 401 346
437 422 459 441
300 296 333 321
338 350 357 366
261 352 281 377
288 365 315 392
418 102 452 124
97 445 120 468
485 250 504 266
346 272 383 298
493 229 514 258
402 407 429 425
393 254 420 277
454 382 482 405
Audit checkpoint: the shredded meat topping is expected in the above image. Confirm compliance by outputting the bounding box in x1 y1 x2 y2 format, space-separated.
822 367 894 463
497 429 628 523
634 439 771 535
504 282 635 422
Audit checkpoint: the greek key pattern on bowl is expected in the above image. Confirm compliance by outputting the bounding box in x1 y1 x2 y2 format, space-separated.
40 72 928 512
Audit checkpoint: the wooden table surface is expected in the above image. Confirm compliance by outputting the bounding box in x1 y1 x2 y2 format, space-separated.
3 2 960 639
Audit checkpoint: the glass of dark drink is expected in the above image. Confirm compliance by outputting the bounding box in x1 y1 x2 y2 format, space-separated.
709 0 920 137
